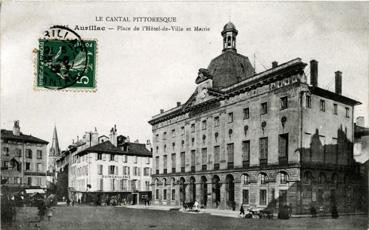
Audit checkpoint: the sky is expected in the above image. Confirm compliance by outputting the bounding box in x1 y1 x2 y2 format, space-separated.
1 1 368 150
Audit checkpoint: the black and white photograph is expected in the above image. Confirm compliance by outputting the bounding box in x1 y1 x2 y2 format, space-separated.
1 1 368 229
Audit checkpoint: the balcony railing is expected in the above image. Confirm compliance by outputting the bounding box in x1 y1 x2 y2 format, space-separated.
191 166 195 172
242 160 249 168
279 156 288 165
202 165 207 171
214 163 219 170
227 162 234 169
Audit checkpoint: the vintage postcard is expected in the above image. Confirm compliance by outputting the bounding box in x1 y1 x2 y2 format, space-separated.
1 1 368 230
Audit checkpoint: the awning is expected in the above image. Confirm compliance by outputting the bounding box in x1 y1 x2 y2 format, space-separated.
25 189 45 194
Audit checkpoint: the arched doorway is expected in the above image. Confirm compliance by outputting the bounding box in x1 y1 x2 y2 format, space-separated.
179 177 186 205
200 176 207 207
189 177 196 202
225 174 235 209
212 175 221 208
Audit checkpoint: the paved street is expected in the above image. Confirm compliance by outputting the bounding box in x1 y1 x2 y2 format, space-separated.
3 205 367 230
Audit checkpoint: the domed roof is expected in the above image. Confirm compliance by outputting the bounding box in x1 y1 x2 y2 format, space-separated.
224 21 236 30
222 21 238 35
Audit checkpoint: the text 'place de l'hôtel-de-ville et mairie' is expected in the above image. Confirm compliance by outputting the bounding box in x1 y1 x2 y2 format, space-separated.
148 22 367 215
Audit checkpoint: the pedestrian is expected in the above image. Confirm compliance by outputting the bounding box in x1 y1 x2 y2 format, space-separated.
47 207 53 221
72 199 75 206
239 203 245 217
331 205 339 219
66 198 70 206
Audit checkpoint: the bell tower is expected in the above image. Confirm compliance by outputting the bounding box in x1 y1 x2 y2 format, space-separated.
221 22 238 52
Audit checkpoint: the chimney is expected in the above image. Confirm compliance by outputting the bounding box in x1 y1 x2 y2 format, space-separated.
335 71 342 95
160 109 164 114
356 116 365 127
177 102 181 107
13 120 20 136
272 61 278 68
310 60 318 87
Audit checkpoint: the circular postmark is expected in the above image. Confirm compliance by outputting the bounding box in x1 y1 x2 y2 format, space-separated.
37 25 96 90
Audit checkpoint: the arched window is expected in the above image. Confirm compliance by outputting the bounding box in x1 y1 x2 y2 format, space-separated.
319 172 327 184
164 145 167 153
259 173 267 184
215 132 219 143
279 171 288 184
202 135 206 145
244 125 248 136
228 129 233 139
163 178 167 187
242 174 250 185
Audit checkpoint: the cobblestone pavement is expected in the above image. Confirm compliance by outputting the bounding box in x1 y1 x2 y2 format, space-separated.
2 205 367 230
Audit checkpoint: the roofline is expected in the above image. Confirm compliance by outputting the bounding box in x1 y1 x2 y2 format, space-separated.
309 86 361 106
1 130 49 144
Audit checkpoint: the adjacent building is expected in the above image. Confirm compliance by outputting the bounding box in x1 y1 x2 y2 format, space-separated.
149 22 364 214
1 121 49 192
64 126 153 204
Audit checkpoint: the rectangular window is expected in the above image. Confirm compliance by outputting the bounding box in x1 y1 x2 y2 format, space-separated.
163 189 167 200
171 153 176 170
163 132 167 140
144 167 150 176
155 134 159 141
228 112 233 123
2 147 9 155
134 156 138 164
110 154 115 161
259 137 268 160
227 143 234 163
36 178 42 186
202 120 207 130
259 189 267 206
36 150 42 159
242 141 250 162
243 190 249 204
26 149 32 159
191 150 196 167
36 163 42 172
333 103 338 115
261 102 268 115
320 100 325 112
201 148 207 164
98 165 103 175
191 124 195 132
26 162 31 171
214 117 220 127
214 146 220 164
97 153 102 160
278 134 288 158
243 108 249 119
345 107 350 118
111 179 115 191
180 152 185 168
280 96 288 110
306 95 311 108
171 129 176 137
156 189 159 199
109 165 115 175
163 155 167 170
155 156 159 171
16 149 22 157
146 157 150 164
27 177 32 185
181 126 185 135
172 189 175 200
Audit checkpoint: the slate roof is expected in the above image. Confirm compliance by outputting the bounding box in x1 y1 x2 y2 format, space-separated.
1 129 48 144
77 141 124 156
77 141 152 157
207 51 255 89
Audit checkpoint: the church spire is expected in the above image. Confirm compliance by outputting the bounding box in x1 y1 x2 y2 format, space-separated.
49 126 60 157
221 21 238 52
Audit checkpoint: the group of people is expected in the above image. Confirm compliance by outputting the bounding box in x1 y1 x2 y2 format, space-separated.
36 199 54 221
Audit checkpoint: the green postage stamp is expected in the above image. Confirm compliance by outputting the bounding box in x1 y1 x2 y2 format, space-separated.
36 25 96 91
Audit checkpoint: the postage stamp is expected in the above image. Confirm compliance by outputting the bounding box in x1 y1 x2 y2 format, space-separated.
36 25 96 91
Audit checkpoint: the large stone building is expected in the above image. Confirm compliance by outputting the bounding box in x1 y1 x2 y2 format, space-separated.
64 126 153 205
148 22 364 214
1 121 49 192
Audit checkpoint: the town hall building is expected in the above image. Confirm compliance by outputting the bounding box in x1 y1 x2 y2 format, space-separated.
148 22 364 214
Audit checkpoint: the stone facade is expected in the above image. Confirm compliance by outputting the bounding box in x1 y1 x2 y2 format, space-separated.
148 22 363 214
1 121 49 191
